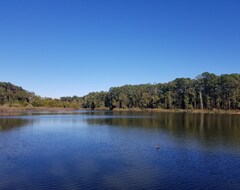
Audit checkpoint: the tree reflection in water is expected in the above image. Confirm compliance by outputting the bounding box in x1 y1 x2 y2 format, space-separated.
85 112 240 147
0 118 30 131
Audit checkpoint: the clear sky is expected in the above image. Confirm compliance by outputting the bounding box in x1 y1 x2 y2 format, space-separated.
0 0 239 98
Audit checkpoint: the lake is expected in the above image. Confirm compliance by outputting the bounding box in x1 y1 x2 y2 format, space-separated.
0 111 240 189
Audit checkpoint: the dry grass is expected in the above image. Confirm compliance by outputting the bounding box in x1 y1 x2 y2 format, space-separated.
112 108 240 114
1 106 240 116
0 106 75 116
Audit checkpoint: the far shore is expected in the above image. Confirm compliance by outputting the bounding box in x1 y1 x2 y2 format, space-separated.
0 107 76 116
111 108 240 114
95 108 240 115
0 106 240 116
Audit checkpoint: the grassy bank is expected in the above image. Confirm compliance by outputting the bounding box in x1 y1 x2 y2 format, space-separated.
111 108 240 114
1 106 240 116
0 106 76 116
88 107 240 114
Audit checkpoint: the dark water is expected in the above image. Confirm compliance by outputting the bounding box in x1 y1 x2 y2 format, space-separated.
0 111 240 190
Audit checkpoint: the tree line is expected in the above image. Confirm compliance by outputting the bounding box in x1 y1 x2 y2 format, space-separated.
1 72 240 110
0 82 34 106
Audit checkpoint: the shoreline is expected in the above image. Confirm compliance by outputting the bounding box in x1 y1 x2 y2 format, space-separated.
0 106 240 116
112 108 240 114
0 107 76 116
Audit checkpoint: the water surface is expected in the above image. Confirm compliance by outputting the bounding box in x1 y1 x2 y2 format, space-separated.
0 111 240 189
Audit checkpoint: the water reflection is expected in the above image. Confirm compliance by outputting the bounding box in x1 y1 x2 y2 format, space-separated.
85 112 240 147
0 112 240 190
0 118 30 131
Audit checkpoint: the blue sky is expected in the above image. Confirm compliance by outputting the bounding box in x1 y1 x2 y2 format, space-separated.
0 0 239 98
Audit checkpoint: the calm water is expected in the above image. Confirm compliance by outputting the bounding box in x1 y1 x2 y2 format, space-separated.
0 111 240 190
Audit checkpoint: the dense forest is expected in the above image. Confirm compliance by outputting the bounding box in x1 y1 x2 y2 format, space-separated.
0 82 35 106
1 72 240 110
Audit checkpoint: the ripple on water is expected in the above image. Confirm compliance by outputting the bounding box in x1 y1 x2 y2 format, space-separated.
0 112 240 189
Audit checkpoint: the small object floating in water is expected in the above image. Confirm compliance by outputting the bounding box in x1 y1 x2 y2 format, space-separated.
155 144 160 149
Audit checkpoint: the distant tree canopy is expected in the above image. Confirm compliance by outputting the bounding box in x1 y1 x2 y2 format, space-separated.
0 82 35 106
1 72 240 110
79 72 240 110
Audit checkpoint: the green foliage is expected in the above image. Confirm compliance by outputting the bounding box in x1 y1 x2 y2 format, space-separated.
79 72 240 110
0 82 35 106
1 72 240 110
82 91 107 109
